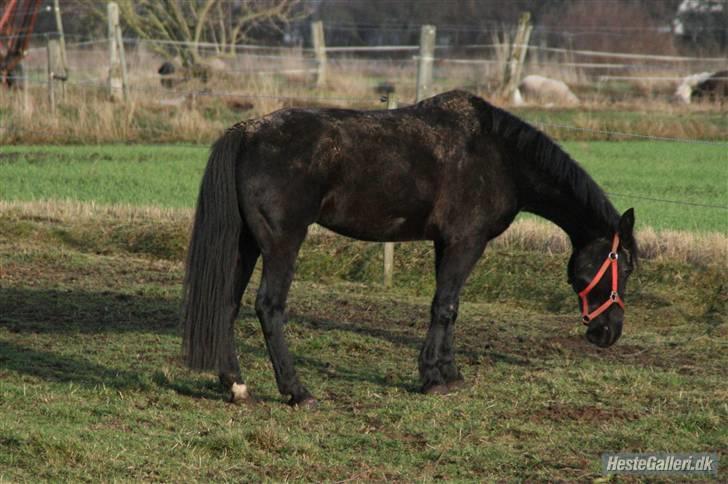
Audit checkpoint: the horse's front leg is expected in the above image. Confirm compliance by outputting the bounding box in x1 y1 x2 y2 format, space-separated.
419 238 486 394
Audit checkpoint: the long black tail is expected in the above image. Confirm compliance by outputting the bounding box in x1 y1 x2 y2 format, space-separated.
182 127 245 371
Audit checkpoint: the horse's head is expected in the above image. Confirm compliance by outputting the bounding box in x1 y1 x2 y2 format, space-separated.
568 209 637 348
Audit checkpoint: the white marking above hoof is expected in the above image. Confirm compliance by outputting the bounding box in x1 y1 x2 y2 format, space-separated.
230 383 250 403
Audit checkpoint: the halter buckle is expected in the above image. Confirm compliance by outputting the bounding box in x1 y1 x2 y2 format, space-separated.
608 251 618 260
609 291 619 301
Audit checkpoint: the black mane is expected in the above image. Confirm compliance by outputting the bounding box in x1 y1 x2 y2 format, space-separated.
468 93 621 234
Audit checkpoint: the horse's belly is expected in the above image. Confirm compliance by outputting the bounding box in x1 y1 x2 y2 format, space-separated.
316 187 434 242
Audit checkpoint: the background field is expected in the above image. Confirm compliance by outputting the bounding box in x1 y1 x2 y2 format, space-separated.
1 141 726 232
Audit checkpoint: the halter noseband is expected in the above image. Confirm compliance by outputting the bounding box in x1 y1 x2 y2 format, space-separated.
578 234 624 324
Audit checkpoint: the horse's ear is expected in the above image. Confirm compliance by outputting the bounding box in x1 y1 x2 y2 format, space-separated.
618 208 635 243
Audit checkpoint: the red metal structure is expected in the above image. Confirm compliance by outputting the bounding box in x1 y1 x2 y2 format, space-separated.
0 0 43 86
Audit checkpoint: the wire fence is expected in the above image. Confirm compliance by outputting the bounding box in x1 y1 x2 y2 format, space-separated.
9 32 728 96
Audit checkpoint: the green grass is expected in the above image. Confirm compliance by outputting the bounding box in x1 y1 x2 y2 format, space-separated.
0 141 726 232
0 211 725 481
562 141 727 233
0 145 207 208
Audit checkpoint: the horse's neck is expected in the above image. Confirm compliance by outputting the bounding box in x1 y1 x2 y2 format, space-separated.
518 168 614 250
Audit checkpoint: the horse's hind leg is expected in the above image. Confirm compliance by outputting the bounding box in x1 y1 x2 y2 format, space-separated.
419 238 486 394
219 232 260 403
254 229 315 407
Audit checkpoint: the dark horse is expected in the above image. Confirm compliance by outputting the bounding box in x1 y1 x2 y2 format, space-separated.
182 90 637 407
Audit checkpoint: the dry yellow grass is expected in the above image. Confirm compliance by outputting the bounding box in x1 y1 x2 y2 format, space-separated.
3 43 726 144
2 200 724 266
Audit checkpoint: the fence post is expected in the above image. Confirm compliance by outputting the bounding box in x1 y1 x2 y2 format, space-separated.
383 93 398 287
21 63 30 114
46 38 60 114
115 21 129 101
501 12 532 99
107 2 124 101
311 21 327 87
416 24 436 101
52 0 68 99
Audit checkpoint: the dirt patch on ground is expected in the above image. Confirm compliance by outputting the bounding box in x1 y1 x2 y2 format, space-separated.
531 403 640 423
288 292 711 377
540 334 708 374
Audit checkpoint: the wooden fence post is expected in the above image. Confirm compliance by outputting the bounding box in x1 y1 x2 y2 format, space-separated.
311 21 327 87
383 93 398 287
107 2 126 101
416 25 436 101
115 21 129 101
21 63 30 114
52 0 68 99
46 38 60 114
501 12 532 99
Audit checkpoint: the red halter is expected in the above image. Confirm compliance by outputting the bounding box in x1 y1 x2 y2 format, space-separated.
579 234 624 324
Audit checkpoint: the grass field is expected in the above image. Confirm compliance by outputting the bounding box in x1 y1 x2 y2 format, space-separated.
0 204 725 481
0 138 726 480
0 141 726 233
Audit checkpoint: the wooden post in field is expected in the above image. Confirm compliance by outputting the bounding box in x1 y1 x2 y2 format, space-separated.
501 12 532 99
107 2 126 101
115 20 129 101
383 93 398 287
52 0 68 99
416 25 436 101
21 63 30 114
311 21 327 87
46 38 60 114
565 33 581 83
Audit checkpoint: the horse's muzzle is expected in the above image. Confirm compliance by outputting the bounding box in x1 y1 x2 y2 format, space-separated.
585 317 623 348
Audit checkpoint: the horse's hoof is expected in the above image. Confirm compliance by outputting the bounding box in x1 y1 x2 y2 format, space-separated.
446 378 469 392
422 383 450 395
229 383 255 405
289 396 318 410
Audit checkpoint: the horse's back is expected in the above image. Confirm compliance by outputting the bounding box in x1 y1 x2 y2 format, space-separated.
236 92 517 242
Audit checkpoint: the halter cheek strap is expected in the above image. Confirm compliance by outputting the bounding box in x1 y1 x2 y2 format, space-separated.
578 234 624 324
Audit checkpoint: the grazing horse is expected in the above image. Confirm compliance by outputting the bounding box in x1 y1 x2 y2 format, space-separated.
182 90 637 407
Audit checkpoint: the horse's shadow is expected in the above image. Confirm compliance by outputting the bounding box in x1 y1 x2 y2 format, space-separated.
3 285 606 400
0 287 434 397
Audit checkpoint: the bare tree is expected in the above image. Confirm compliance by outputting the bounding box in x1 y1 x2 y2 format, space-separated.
81 0 302 67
